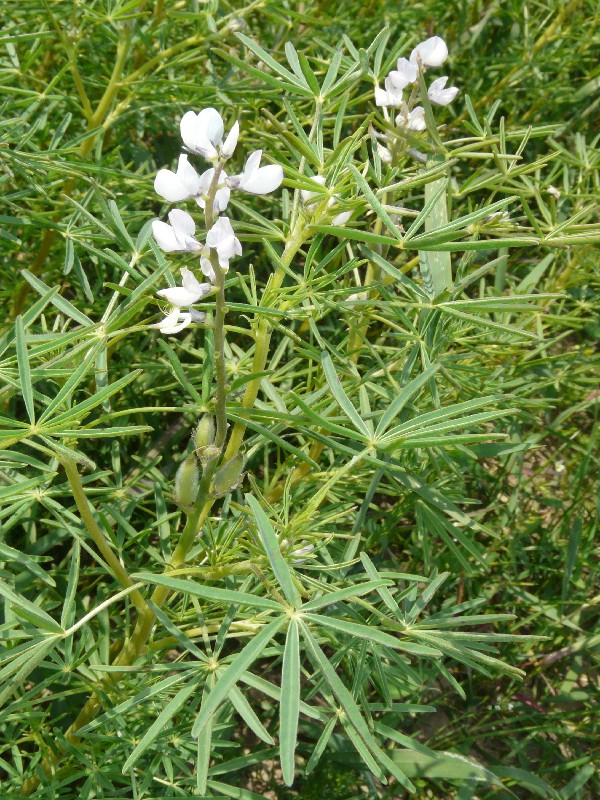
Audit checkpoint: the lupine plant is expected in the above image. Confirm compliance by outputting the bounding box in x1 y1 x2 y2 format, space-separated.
1 4 599 798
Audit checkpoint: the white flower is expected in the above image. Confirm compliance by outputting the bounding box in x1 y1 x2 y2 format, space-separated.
427 76 458 106
410 36 448 68
152 209 202 252
395 105 426 132
154 155 202 203
153 308 205 336
548 185 561 200
395 57 418 85
229 150 283 194
180 108 224 159
221 121 239 158
156 267 212 307
179 110 239 160
375 75 405 107
153 308 193 335
196 167 231 213
205 217 242 268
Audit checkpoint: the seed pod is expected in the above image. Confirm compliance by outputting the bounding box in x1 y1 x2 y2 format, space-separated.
195 415 220 464
195 414 215 450
174 454 200 509
211 454 245 497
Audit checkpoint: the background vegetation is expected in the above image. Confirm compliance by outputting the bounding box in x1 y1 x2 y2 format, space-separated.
0 1 598 798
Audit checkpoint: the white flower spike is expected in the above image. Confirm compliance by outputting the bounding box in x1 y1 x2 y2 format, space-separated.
196 167 231 213
229 150 283 195
180 108 224 159
157 267 212 307
428 76 459 106
154 155 202 203
410 36 448 68
206 217 242 268
152 209 202 253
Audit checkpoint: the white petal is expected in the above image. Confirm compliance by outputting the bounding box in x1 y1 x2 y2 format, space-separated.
428 77 459 106
168 208 195 239
214 186 231 212
241 164 283 194
197 107 224 146
377 142 392 164
180 111 201 151
396 57 418 84
332 210 352 226
198 166 215 194
186 276 212 300
181 267 203 294
158 310 193 335
242 150 262 179
156 286 202 307
407 107 426 131
221 121 239 157
387 70 411 92
374 86 390 107
152 308 179 329
301 175 326 205
154 170 190 202
200 255 216 282
180 108 222 157
206 217 234 247
152 220 183 252
410 36 448 68
177 155 202 195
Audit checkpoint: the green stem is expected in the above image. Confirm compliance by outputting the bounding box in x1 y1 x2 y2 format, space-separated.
62 458 147 613
222 225 308 462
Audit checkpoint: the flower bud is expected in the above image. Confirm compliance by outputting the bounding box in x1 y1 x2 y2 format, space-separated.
174 454 200 509
211 454 245 497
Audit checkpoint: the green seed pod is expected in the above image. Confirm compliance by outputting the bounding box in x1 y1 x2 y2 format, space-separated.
211 454 245 497
195 414 215 450
195 415 220 464
174 454 200 509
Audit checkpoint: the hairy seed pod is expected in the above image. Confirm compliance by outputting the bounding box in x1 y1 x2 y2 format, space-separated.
174 454 200 509
195 414 215 450
211 454 245 497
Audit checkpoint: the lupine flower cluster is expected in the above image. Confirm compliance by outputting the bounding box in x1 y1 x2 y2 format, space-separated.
375 35 458 162
151 108 283 334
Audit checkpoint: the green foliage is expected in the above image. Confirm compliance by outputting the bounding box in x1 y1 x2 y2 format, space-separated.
1 1 599 799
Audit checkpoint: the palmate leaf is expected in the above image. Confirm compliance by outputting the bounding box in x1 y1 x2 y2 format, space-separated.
191 617 286 738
